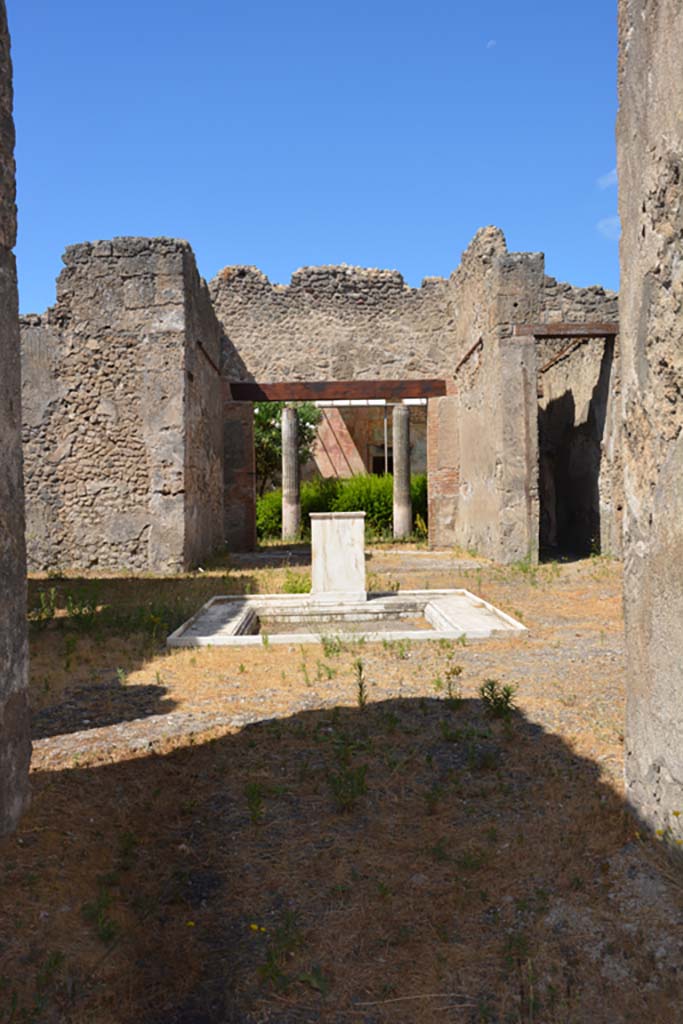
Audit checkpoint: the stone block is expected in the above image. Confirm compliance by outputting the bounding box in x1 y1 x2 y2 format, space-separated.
310 512 366 602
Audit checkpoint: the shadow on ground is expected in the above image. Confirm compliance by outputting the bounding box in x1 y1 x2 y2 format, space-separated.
2 692 682 1024
31 681 176 740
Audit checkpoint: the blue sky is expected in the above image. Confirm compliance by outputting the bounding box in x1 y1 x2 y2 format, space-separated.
8 1 619 313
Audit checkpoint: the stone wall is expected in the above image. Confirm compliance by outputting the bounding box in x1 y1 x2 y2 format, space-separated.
618 0 683 834
0 0 30 834
537 277 622 557
223 401 256 552
430 228 542 561
21 239 224 574
211 265 459 382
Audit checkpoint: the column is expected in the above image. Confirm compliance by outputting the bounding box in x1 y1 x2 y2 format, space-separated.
281 405 301 541
392 404 412 539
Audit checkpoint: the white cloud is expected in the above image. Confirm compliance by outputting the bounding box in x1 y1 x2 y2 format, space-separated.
597 216 621 241
597 167 618 189
486 39 497 49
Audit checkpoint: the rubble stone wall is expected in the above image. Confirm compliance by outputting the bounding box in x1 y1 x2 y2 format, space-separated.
0 0 30 834
21 239 224 573
618 0 683 834
211 264 459 382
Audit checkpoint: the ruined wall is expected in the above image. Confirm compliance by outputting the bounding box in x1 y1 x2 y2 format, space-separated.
223 401 256 551
618 0 683 834
430 228 542 562
538 278 622 556
211 265 459 382
542 277 618 325
538 337 621 556
182 255 224 567
0 0 30 833
21 239 224 573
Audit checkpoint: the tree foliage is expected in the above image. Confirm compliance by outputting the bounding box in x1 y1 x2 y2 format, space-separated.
253 402 322 495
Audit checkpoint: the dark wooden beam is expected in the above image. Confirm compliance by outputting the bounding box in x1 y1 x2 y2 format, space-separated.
513 322 619 339
226 379 449 402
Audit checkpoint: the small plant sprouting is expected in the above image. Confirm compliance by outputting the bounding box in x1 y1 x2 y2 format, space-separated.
239 663 246 674
30 587 58 630
261 632 271 649
382 638 410 659
63 634 77 671
65 590 98 631
82 887 117 944
316 660 336 682
355 659 368 710
299 660 311 686
245 781 264 824
480 679 516 719
320 634 344 658
116 667 127 685
257 909 304 989
445 663 463 709
328 763 367 812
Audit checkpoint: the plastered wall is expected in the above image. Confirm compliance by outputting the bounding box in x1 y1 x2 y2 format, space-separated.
618 0 683 834
0 0 30 834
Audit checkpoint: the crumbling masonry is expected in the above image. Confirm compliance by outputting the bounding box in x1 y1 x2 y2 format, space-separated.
21 228 619 573
618 0 683 836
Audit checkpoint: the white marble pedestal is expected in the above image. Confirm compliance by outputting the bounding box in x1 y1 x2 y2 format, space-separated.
310 511 366 603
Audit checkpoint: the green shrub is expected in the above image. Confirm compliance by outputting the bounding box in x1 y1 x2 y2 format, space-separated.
256 488 283 539
302 477 341 518
411 473 428 524
331 474 394 534
255 474 429 540
283 569 311 593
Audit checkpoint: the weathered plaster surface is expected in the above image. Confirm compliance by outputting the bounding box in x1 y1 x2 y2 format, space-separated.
0 0 30 834
432 229 542 562
618 0 683 833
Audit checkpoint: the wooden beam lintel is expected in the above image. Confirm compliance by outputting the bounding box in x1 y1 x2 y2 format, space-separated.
513 322 619 339
225 379 449 402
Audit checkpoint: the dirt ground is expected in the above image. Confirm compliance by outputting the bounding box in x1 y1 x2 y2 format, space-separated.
2 548 683 1024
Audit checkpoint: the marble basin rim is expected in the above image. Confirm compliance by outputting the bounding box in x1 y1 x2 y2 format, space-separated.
166 589 526 649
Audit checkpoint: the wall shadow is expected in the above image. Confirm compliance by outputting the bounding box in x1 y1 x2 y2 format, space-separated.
26 572 258 719
3 693 678 1024
31 682 175 740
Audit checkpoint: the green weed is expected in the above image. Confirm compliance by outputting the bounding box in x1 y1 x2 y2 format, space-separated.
245 781 264 824
328 763 367 812
283 569 311 594
480 679 516 719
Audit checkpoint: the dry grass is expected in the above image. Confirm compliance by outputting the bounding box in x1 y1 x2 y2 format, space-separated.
2 551 682 1023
